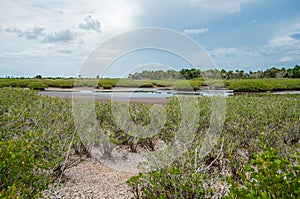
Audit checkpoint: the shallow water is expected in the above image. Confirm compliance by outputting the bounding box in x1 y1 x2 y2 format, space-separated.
40 89 232 100
40 89 299 102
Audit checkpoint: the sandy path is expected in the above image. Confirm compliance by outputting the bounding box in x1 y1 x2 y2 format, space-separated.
43 159 135 199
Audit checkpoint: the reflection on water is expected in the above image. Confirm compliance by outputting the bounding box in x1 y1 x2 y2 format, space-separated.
41 89 299 101
40 89 233 100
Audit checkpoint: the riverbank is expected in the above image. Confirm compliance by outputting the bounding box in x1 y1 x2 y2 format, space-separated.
40 87 299 105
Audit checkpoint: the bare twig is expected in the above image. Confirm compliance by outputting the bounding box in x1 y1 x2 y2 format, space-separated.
196 138 224 173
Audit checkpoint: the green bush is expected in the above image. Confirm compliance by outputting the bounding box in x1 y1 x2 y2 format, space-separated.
127 165 212 199
228 80 272 92
75 79 98 87
98 79 118 88
266 79 300 91
2 79 29 88
0 81 10 88
152 80 176 87
227 78 300 92
115 79 154 88
225 146 299 199
27 82 48 90
0 88 80 198
101 83 113 89
58 82 74 88
43 79 73 87
172 81 195 91
189 80 205 90
0 134 50 198
140 83 154 88
127 94 300 198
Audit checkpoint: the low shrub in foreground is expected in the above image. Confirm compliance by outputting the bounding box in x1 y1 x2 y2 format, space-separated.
127 94 300 198
225 146 299 199
1 88 299 198
0 88 80 198
127 164 213 199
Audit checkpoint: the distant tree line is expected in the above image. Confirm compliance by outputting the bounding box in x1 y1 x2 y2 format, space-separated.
128 65 300 80
220 65 300 79
128 70 183 80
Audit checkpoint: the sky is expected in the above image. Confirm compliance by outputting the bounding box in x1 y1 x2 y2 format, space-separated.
0 0 300 77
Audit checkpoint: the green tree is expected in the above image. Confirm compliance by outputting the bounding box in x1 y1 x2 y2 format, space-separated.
292 65 300 78
34 75 42 79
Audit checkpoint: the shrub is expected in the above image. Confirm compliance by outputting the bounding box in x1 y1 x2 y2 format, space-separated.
98 79 118 88
101 83 113 89
0 134 51 198
172 81 194 91
225 146 300 199
127 165 212 199
127 94 300 198
267 79 300 91
43 79 74 87
7 79 29 88
152 80 176 87
228 80 272 92
58 82 74 88
115 79 154 88
0 88 80 198
189 80 204 90
27 82 48 90
140 83 154 88
227 78 300 92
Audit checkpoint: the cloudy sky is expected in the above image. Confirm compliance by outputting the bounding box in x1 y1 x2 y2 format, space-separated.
0 0 300 77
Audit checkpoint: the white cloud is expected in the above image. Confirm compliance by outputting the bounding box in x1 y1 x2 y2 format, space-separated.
210 47 242 57
183 28 208 35
2 26 79 43
190 0 255 13
279 56 292 62
43 29 76 43
270 35 295 47
78 15 101 32
5 26 45 40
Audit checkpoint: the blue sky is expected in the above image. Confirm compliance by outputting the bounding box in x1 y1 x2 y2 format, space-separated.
0 0 300 77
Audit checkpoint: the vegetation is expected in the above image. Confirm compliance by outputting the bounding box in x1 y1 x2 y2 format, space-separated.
0 65 300 92
27 82 48 90
228 79 300 92
0 88 83 198
0 88 299 198
129 69 182 80
98 78 118 89
228 80 272 92
43 79 74 88
225 145 299 198
128 65 300 80
126 94 300 198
